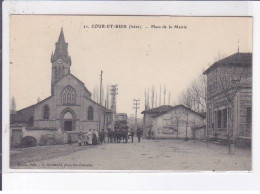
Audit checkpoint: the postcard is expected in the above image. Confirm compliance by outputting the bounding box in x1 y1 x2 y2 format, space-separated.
7 15 252 171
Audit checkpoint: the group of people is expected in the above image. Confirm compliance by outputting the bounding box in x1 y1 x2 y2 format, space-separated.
108 128 143 143
78 128 143 146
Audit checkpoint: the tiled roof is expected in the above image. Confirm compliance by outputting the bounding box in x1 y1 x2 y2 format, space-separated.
10 104 36 124
151 104 206 119
203 52 252 75
141 105 174 114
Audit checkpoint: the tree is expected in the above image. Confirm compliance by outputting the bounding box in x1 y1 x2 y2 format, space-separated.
163 85 166 105
151 85 155 108
191 74 207 112
178 74 207 114
178 88 193 110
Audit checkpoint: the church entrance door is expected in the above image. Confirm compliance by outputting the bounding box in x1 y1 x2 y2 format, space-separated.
64 121 72 131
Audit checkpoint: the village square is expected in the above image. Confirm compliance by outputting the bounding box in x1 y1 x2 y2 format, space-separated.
9 18 252 170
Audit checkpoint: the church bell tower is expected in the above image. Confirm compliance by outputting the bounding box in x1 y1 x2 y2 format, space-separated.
51 28 71 95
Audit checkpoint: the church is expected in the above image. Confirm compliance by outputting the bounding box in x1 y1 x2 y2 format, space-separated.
10 28 112 147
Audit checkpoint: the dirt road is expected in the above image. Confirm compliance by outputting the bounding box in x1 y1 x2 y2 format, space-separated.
11 138 251 171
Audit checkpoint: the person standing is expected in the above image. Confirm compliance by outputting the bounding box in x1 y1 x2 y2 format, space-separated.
137 128 142 143
130 128 134 143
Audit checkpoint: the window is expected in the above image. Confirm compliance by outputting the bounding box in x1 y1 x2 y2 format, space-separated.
61 86 76 104
63 111 73 119
217 110 222 128
223 109 227 128
247 107 252 124
43 105 49 119
28 117 34 127
88 106 94 120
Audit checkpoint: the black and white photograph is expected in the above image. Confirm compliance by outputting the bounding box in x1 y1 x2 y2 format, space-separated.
9 15 252 171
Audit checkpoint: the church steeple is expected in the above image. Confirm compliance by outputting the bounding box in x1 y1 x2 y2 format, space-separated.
51 28 72 95
51 28 71 65
58 27 65 43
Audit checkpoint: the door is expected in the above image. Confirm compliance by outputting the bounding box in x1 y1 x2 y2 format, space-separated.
64 121 72 131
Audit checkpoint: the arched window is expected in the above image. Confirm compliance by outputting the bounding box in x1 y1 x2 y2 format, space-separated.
88 106 94 120
43 105 49 119
63 111 73 119
61 86 76 104
28 116 34 127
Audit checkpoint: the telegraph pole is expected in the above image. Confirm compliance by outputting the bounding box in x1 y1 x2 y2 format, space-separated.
103 100 107 131
133 99 140 131
99 70 103 131
110 84 118 131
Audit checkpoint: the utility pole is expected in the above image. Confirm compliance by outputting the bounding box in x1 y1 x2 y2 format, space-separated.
99 70 103 131
144 89 147 110
106 84 109 110
133 99 140 131
110 84 118 131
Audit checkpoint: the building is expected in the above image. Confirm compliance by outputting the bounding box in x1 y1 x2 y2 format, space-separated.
141 105 174 138
142 105 205 139
150 105 205 139
203 52 252 146
10 28 112 147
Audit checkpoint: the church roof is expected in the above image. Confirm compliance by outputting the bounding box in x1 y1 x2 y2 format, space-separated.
58 27 66 43
203 52 252 75
10 104 36 124
53 73 91 96
141 105 174 114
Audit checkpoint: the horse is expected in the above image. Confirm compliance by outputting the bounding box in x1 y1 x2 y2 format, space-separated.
121 129 128 143
107 129 114 143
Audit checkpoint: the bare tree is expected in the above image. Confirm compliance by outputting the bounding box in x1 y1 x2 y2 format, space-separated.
178 88 193 109
155 91 157 107
191 74 207 112
178 73 207 114
147 87 150 109
159 84 162 106
11 96 16 114
168 91 171 105
151 85 155 108
163 85 166 105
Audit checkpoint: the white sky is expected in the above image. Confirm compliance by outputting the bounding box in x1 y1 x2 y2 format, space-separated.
10 16 252 118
